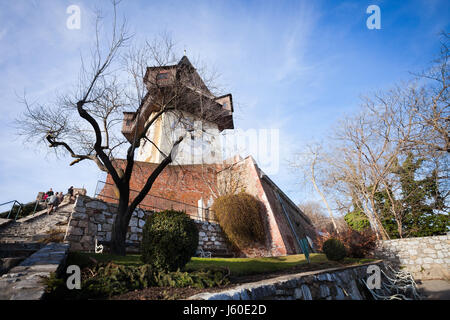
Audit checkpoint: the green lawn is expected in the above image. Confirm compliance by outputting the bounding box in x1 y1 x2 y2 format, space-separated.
67 252 374 277
187 253 327 276
186 254 374 276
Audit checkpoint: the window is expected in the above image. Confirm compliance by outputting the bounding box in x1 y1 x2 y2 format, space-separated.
223 102 227 108
156 72 169 80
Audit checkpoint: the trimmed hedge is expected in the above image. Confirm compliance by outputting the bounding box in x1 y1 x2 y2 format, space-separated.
211 192 266 250
140 210 199 272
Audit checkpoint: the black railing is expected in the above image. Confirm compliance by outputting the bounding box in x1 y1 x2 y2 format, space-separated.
94 181 217 223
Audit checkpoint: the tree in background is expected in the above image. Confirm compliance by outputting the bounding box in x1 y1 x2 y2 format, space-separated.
291 144 343 235
373 153 449 238
299 200 346 234
344 203 371 233
291 33 449 240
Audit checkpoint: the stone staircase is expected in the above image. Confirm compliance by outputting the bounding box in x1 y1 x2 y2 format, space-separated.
0 201 74 244
0 201 74 276
0 202 74 299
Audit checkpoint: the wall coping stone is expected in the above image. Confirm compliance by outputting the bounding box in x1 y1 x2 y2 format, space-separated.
187 260 384 300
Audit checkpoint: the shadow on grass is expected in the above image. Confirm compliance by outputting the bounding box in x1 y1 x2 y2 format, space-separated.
67 252 142 269
185 254 340 277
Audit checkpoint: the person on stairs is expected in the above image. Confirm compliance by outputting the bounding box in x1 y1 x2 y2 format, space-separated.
67 186 75 203
57 192 64 204
46 193 58 215
46 188 54 197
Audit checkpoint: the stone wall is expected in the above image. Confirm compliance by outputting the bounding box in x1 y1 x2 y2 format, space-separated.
188 261 385 300
196 220 230 255
373 235 450 280
64 195 230 255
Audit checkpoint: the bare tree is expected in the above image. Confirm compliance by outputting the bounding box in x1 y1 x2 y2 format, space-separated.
349 34 450 237
289 34 448 241
15 2 230 255
290 143 342 234
408 32 449 155
307 145 340 234
298 200 346 234
332 106 399 240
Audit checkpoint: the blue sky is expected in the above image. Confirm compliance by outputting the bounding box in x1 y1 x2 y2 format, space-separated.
0 0 449 209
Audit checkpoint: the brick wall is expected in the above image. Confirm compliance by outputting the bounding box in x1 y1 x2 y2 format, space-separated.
218 156 316 257
98 156 317 258
99 160 221 217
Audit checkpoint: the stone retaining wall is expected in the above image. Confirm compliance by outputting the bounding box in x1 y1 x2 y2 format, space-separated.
0 242 69 300
188 261 384 300
373 235 450 280
196 220 229 254
64 195 230 255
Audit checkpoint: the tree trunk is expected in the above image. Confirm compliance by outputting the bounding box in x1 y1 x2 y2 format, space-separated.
397 221 403 239
310 156 340 234
110 195 129 255
107 137 180 255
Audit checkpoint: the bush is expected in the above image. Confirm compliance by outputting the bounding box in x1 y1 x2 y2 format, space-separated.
80 263 153 299
152 268 230 289
42 262 230 300
211 192 266 250
140 210 199 272
322 238 346 261
337 229 377 258
315 227 377 259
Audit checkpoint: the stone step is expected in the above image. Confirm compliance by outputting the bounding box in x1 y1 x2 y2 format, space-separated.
0 219 12 228
0 242 44 251
0 208 72 239
0 242 44 260
0 242 70 300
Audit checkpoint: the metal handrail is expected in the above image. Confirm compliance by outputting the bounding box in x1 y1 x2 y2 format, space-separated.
94 180 217 223
98 181 210 209
33 200 40 215
0 200 24 220
276 192 311 262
